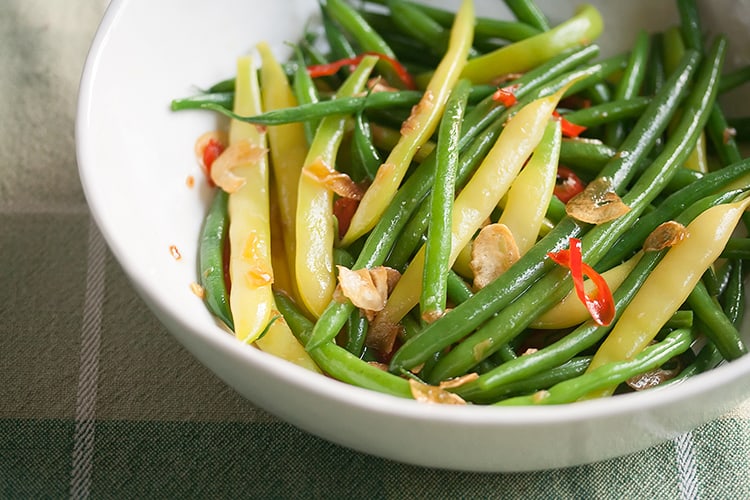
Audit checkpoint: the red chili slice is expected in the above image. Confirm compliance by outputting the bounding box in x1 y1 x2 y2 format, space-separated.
333 197 359 239
554 165 586 203
492 84 519 107
553 111 587 138
307 52 416 90
201 137 225 187
547 237 615 326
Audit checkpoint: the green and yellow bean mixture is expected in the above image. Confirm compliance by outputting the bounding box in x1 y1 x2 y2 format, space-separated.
173 0 750 405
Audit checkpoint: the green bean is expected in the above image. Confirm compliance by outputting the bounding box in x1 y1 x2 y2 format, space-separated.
324 0 406 88
200 90 422 126
664 166 703 192
333 247 355 269
701 266 722 299
358 12 441 67
387 0 479 59
400 312 424 342
199 189 233 330
546 196 567 225
536 53 627 99
274 291 412 398
333 246 370 357
467 357 593 404
596 159 750 271
643 32 666 156
305 45 601 351
582 82 612 106
495 328 695 405
720 64 750 94
503 0 550 32
454 190 741 399
421 80 472 321
721 237 750 260
292 45 321 144
208 78 236 93
707 106 743 167
676 0 743 169
345 309 369 358
171 91 234 111
371 0 542 43
676 0 702 51
301 37 331 68
666 310 694 330
666 341 723 386
563 96 650 129
351 113 382 182
686 280 747 360
605 30 650 147
322 8 357 62
721 259 746 329
446 270 473 305
644 32 665 96
558 139 616 174
389 50 702 375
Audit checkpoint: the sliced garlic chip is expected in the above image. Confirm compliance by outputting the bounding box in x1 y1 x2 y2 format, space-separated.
409 379 467 405
336 265 400 315
470 223 520 290
210 139 267 193
643 221 688 252
303 158 364 200
565 177 630 224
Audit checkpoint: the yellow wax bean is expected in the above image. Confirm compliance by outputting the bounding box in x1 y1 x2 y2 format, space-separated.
531 252 641 329
255 319 322 373
451 120 560 280
460 5 603 84
498 119 561 255
340 0 475 246
228 56 275 342
369 124 436 163
227 56 318 371
269 195 296 299
585 196 750 397
373 89 566 328
295 56 378 317
452 242 473 279
258 42 308 299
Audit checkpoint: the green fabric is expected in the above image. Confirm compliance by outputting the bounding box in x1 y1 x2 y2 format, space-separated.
3 1 750 498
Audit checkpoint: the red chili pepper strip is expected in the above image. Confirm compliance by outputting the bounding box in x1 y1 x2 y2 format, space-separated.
554 165 586 203
547 238 615 326
553 111 587 138
201 138 225 187
307 52 416 90
365 52 416 90
333 196 359 239
307 54 367 78
491 84 519 107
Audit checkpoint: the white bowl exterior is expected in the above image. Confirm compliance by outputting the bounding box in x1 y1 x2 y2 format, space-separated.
77 0 750 471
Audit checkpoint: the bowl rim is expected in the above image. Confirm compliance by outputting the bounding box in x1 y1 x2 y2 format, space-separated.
75 0 750 428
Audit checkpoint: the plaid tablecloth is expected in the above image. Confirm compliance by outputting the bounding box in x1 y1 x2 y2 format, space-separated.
3 1 750 498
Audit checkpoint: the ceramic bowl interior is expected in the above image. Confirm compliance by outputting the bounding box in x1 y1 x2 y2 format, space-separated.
77 0 750 471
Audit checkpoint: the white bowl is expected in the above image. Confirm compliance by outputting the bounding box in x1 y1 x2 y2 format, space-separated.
77 0 750 471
